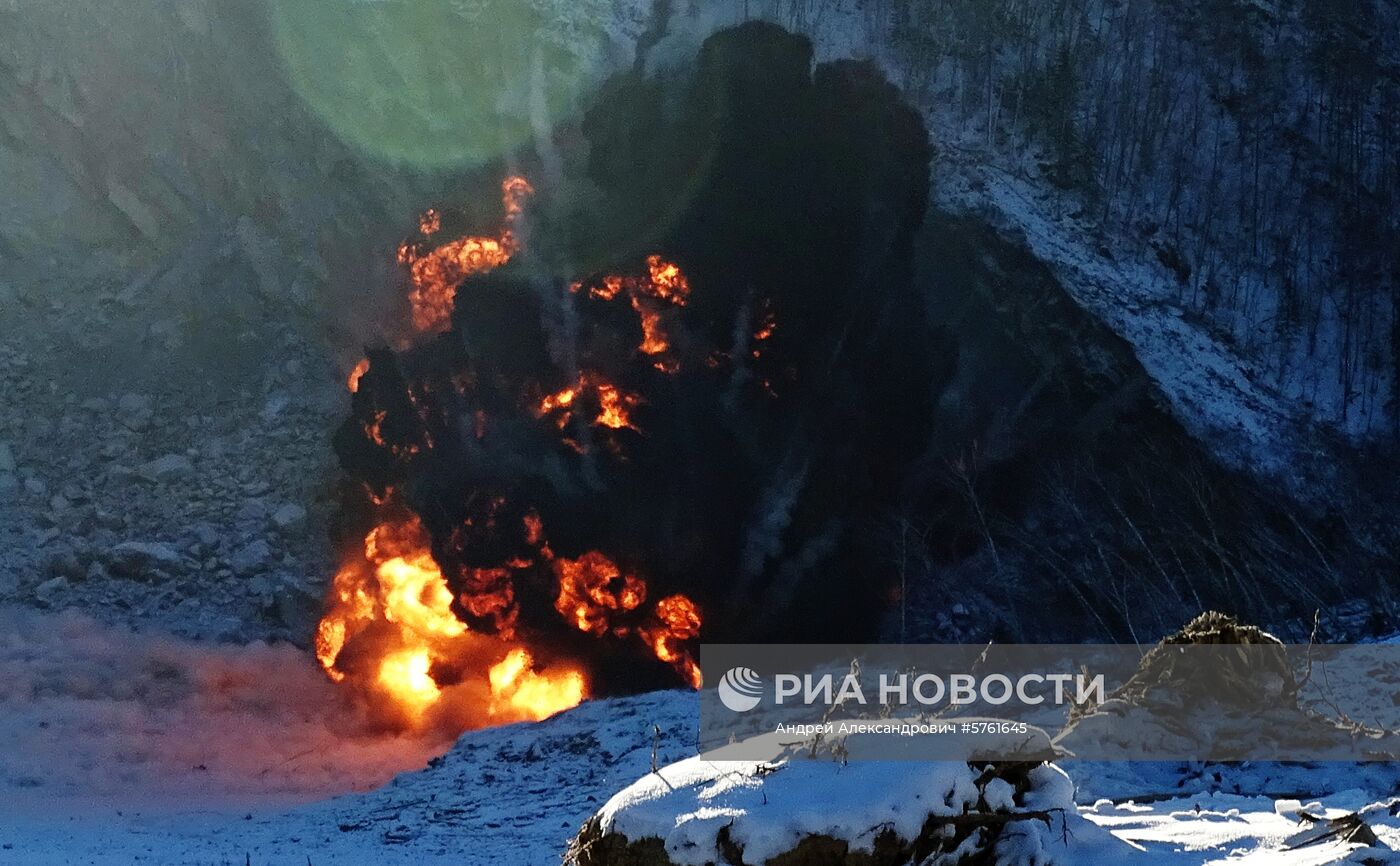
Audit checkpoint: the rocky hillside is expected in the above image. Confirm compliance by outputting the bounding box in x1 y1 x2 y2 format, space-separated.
0 0 646 640
635 3 1400 639
1 2 1394 645
707 0 1400 450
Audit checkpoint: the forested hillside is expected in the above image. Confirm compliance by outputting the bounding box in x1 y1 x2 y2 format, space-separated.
817 0 1400 439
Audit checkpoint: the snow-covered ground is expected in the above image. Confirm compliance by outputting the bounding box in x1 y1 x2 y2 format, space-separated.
0 669 700 865
2 611 1396 866
6 712 1396 864
595 754 1089 864
1085 794 1400 864
598 752 1400 864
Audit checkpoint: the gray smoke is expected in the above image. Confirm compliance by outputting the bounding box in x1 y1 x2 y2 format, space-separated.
0 605 447 813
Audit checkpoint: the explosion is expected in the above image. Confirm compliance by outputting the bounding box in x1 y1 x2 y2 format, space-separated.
319 181 705 731
315 510 588 727
319 25 936 733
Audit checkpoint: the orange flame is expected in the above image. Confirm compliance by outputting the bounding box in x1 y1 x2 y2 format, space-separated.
575 257 691 368
316 512 587 728
754 304 777 342
551 552 703 685
399 176 535 333
632 297 670 356
455 566 517 636
348 358 371 393
317 508 701 728
644 595 704 688
642 254 691 305
751 301 778 362
553 551 647 635
489 648 585 719
537 373 642 434
593 275 624 301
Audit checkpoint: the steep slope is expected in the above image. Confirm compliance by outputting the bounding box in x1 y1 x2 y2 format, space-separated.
648 0 1399 480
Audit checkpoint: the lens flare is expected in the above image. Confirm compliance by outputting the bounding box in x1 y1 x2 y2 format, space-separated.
268 1 597 169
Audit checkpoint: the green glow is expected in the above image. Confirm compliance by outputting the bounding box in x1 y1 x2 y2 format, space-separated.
269 0 592 169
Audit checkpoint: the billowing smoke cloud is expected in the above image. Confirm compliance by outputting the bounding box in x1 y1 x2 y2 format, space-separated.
0 605 444 811
330 22 938 702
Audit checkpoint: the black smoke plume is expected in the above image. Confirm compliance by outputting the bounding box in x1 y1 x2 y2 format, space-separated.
336 23 938 692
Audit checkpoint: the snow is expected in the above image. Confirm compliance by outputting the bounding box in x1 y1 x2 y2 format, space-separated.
1 12 1395 864
0 610 1396 863
599 758 997 865
0 604 691 862
640 0 1376 486
1081 792 1400 865
0 604 445 810
1067 762 1400 808
1 654 1397 865
932 164 1307 480
594 742 1400 865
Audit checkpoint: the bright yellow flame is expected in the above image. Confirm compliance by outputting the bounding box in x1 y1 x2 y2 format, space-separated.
316 512 593 729
378 649 441 718
488 648 586 721
376 553 468 640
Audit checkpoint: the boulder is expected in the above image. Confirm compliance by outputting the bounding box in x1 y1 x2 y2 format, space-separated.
229 539 273 575
270 503 307 531
139 453 194 482
1055 612 1400 761
42 549 83 580
107 541 185 577
116 393 151 415
567 756 1079 866
33 575 70 607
